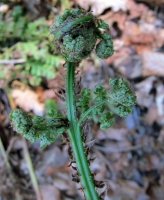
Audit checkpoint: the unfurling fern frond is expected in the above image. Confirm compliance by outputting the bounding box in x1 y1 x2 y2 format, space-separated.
9 109 69 148
78 78 136 129
9 8 136 200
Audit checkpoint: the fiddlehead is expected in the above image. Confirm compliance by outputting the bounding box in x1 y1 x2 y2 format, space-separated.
50 8 114 62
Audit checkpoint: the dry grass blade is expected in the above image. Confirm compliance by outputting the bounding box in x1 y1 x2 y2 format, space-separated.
22 138 43 200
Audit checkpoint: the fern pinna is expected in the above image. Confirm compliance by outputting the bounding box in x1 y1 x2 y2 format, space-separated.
10 8 136 200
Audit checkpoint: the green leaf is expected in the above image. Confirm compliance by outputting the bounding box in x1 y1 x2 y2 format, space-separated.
45 99 58 117
97 19 109 30
90 84 107 116
99 111 115 130
95 32 114 59
78 78 136 129
76 88 91 113
107 78 136 116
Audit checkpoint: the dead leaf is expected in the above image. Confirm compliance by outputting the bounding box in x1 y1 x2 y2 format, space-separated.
158 128 164 143
113 54 142 78
123 21 156 53
135 76 156 107
147 184 164 200
0 4 9 13
90 154 107 180
156 28 164 48
11 81 44 116
107 180 147 200
41 89 56 101
53 173 76 196
136 0 164 5
40 185 61 200
142 51 164 76
75 0 127 16
42 146 68 170
97 128 128 142
46 163 70 175
100 11 127 31
126 0 148 20
143 105 158 125
141 10 155 24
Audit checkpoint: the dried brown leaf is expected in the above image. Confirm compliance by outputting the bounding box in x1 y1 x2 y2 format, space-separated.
11 81 44 115
142 51 164 76
40 185 61 200
75 0 127 16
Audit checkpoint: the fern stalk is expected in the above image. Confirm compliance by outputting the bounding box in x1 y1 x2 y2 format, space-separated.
66 62 99 199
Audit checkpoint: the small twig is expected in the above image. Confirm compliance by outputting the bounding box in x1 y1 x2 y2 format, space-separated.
22 138 43 200
0 137 11 171
6 136 18 156
0 59 25 65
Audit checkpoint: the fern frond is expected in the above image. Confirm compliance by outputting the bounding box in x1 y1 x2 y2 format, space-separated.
9 109 69 148
78 78 136 129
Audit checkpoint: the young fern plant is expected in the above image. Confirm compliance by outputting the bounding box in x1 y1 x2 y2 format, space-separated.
9 8 136 200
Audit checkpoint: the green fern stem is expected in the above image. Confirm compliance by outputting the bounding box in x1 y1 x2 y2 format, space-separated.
66 62 99 200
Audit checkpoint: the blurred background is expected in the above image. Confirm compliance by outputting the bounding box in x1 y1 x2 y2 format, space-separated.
1 0 164 199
